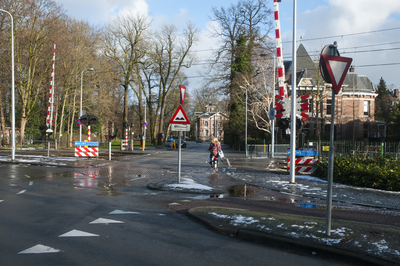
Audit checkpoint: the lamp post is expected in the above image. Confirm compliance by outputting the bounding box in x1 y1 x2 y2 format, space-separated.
271 54 276 158
244 86 248 158
80 68 94 142
142 93 155 151
0 9 15 162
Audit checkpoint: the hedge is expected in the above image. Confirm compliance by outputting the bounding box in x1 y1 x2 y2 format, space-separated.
313 154 400 191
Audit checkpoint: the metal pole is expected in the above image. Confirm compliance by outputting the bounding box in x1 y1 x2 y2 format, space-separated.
178 131 182 184
289 0 297 183
271 54 276 158
245 86 248 158
80 71 83 142
326 89 336 236
143 98 146 151
109 141 111 160
0 10 15 162
80 68 94 142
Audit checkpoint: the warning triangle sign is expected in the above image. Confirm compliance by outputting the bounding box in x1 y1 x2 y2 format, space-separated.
321 54 352 94
170 105 190 124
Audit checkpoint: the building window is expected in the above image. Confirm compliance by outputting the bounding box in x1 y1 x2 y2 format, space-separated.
363 124 369 139
205 129 209 137
204 121 208 128
364 101 370 116
326 99 332 115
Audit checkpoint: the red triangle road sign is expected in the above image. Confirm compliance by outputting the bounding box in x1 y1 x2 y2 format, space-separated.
321 54 352 94
170 105 190 124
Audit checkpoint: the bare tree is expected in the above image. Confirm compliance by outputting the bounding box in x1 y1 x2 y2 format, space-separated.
102 12 151 133
150 22 198 144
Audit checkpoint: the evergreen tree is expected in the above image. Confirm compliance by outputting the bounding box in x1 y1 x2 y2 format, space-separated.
375 77 391 122
224 35 254 147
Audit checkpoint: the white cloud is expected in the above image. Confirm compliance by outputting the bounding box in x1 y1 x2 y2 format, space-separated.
56 0 149 25
280 0 400 86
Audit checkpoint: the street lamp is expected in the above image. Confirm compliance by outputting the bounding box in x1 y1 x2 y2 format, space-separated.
260 52 277 158
271 54 276 158
80 68 94 142
0 9 15 161
239 85 248 158
142 93 155 151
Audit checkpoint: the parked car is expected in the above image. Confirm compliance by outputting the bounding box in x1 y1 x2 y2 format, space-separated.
165 138 186 148
196 138 203 143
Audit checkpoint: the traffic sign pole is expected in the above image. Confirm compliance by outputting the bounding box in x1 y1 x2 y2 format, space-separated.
289 0 297 184
178 131 182 184
319 42 352 237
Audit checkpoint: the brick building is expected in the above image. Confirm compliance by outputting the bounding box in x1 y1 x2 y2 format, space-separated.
284 43 385 141
195 105 228 141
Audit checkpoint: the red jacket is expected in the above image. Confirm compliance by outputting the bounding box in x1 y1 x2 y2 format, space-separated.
208 142 221 156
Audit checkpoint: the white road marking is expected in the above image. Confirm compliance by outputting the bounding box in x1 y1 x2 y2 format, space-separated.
29 181 33 186
89 218 124 224
18 244 61 254
109 210 139 215
0 200 4 203
59 229 99 237
25 175 31 178
17 190 27 194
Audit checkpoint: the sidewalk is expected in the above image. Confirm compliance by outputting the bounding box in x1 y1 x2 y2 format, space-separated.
149 148 400 266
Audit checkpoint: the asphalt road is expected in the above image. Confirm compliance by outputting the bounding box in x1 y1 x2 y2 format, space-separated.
0 143 347 265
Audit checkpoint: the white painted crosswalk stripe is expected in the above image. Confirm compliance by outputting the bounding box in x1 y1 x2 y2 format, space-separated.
89 218 124 224
59 229 99 237
18 244 61 254
29 181 33 186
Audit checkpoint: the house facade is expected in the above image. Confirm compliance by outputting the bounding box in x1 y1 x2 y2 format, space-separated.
195 105 228 141
284 43 385 141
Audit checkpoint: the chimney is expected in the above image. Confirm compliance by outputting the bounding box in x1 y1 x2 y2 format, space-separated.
349 65 355 72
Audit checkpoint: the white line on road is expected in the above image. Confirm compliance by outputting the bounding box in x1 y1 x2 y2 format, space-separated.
18 244 61 254
109 210 139 215
89 218 124 224
59 229 99 237
17 190 27 194
29 181 33 186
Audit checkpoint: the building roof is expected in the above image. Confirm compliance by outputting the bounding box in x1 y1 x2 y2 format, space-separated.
284 43 375 94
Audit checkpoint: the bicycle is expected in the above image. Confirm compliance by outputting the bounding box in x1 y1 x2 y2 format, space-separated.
210 154 218 174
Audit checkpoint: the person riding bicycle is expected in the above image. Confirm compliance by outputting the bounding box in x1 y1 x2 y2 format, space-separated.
208 137 221 160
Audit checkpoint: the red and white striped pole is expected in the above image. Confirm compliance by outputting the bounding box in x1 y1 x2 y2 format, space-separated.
125 128 128 149
273 1 287 98
88 125 91 142
46 40 56 130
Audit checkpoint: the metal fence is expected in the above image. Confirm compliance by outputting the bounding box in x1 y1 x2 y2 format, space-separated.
248 144 290 158
248 141 400 159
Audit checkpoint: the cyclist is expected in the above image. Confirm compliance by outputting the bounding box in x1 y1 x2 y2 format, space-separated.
208 137 221 163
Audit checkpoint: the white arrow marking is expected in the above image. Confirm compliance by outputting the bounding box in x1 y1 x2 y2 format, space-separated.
109 210 139 215
17 190 26 194
18 244 61 254
59 229 99 237
89 218 124 224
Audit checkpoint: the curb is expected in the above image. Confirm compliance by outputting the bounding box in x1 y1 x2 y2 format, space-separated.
187 207 398 266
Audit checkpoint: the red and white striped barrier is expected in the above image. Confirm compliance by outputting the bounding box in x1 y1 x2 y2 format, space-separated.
273 0 287 98
75 147 98 157
45 40 56 129
287 157 318 173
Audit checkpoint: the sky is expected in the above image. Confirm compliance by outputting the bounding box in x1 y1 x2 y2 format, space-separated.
54 0 400 91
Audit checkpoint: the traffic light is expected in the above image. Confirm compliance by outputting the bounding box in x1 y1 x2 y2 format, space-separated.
79 114 99 125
